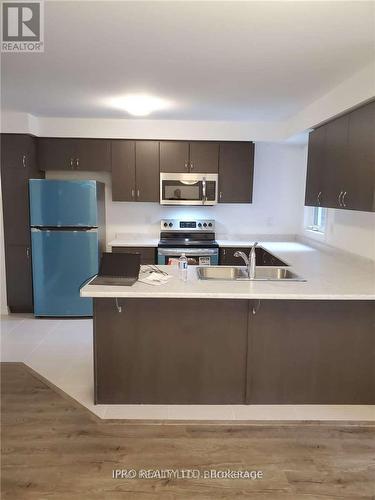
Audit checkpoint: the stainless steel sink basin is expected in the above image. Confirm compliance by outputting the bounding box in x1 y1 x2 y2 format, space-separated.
196 266 305 281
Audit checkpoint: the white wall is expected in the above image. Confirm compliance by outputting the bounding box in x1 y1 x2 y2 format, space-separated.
46 143 307 245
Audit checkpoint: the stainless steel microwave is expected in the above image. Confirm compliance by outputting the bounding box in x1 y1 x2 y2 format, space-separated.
160 173 218 205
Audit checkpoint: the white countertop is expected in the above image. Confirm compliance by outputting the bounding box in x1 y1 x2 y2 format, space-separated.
81 241 375 300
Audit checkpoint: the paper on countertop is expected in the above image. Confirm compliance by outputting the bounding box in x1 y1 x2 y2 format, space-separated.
138 271 174 286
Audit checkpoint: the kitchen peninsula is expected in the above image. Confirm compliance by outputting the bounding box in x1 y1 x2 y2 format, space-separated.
81 241 375 406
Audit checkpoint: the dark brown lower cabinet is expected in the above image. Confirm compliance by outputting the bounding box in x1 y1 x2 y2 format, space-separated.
247 300 375 404
111 246 156 264
4 244 33 313
220 247 287 267
94 298 248 404
93 298 375 405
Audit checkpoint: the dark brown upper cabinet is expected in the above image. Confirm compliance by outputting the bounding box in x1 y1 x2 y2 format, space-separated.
159 141 219 173
304 126 327 207
345 101 375 212
159 141 189 172
111 140 159 202
305 100 375 212
1 134 43 312
112 140 135 201
324 114 350 209
218 142 254 203
189 142 219 173
37 138 111 171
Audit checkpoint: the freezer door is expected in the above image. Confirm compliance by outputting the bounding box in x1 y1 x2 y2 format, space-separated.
29 179 99 227
31 229 99 316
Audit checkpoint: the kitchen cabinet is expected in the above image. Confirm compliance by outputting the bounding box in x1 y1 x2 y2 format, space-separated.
344 101 375 211
189 142 219 173
159 141 219 173
111 140 159 202
305 100 375 212
37 138 111 171
94 298 248 404
1 134 43 312
112 246 156 264
324 114 350 208
4 245 33 313
159 141 189 173
305 126 327 207
247 300 375 404
219 247 287 267
218 142 254 203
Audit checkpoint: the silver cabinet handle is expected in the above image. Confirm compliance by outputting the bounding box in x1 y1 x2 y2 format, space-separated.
317 191 322 206
219 191 223 200
252 300 261 315
184 161 189 170
338 190 344 207
70 158 74 169
342 191 347 208
22 154 26 168
190 161 194 171
26 247 30 258
223 248 226 256
75 158 80 168
137 189 140 199
131 189 135 199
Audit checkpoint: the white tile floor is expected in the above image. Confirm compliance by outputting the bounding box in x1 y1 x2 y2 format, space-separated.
1 314 375 421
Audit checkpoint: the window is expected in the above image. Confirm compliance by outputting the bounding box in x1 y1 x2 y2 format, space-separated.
305 206 327 233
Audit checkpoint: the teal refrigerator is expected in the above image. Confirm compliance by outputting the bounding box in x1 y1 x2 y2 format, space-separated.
29 180 105 316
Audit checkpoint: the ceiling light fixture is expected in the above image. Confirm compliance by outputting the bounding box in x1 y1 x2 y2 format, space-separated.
106 94 171 117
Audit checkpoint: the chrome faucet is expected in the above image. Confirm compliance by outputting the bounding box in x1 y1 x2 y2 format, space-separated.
234 242 259 279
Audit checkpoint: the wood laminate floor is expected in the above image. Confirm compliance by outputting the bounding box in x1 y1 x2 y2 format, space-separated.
1 363 374 500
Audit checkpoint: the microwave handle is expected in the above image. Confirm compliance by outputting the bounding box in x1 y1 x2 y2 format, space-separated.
202 177 207 204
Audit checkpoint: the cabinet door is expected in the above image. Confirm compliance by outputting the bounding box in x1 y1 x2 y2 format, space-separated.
324 114 350 208
305 126 327 207
189 142 219 173
344 102 375 212
247 300 375 404
1 134 41 245
135 141 159 202
160 141 189 172
4 244 33 312
74 139 111 171
1 134 35 170
37 138 76 170
111 140 136 201
112 246 156 264
219 142 254 203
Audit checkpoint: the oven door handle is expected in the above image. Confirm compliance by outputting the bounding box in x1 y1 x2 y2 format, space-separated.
202 177 207 204
157 248 218 256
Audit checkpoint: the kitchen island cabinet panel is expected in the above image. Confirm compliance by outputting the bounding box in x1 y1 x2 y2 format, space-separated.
94 298 248 404
247 300 375 404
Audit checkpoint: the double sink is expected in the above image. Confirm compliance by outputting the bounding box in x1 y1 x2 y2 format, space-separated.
196 266 305 282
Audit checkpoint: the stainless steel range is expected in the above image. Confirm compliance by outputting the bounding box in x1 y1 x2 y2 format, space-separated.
157 219 219 266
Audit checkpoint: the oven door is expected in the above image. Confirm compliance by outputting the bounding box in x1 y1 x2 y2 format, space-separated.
157 247 219 266
160 173 218 205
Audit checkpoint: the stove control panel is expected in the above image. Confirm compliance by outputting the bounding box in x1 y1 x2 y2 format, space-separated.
160 219 215 231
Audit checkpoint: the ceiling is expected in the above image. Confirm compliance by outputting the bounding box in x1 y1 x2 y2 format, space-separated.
2 1 374 121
